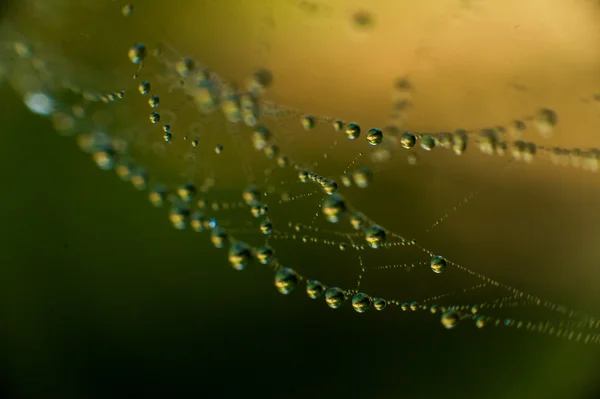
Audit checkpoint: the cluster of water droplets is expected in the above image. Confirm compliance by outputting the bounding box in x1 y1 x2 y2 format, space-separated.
5 1 600 344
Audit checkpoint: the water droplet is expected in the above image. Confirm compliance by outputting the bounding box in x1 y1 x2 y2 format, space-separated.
24 92 54 116
138 81 150 95
322 194 346 223
324 287 346 309
345 123 361 140
260 219 272 235
365 225 386 248
274 267 300 294
256 245 274 264
352 166 372 188
121 4 133 17
373 298 387 311
149 95 160 108
128 43 146 64
306 280 326 299
301 116 315 131
441 311 459 329
149 112 160 124
430 255 447 274
228 242 253 271
351 293 372 313
333 120 344 132
420 135 435 151
475 316 486 329
366 128 383 146
400 131 416 149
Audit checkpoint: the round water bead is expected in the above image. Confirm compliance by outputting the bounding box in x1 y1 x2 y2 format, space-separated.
228 242 253 271
149 112 160 124
92 148 116 170
441 311 459 329
351 9 375 30
333 120 344 132
177 183 197 203
242 185 261 205
190 212 205 232
175 57 196 77
366 128 383 146
306 280 326 299
163 132 172 143
345 123 361 140
452 130 468 155
373 298 387 311
536 108 558 138
365 225 386 248
274 267 300 295
264 145 279 159
436 133 453 149
276 155 289 168
400 131 416 149
121 4 133 16
301 116 315 131
256 245 275 265
138 81 150 95
128 43 146 64
420 135 435 151
298 169 309 183
323 180 338 195
149 95 160 108
252 125 271 151
24 92 54 116
169 206 190 230
350 213 367 230
247 68 273 94
210 227 228 249
351 293 372 313
149 186 167 207
130 169 148 190
325 287 346 309
409 301 419 311
430 255 447 274
352 166 372 188
340 173 352 187
322 194 346 223
338 242 347 251
115 162 134 182
260 219 273 235
475 316 486 329
214 144 223 154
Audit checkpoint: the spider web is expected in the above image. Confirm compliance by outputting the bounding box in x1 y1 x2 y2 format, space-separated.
3 0 600 345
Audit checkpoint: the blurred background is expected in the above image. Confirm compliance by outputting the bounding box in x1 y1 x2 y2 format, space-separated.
1 0 600 398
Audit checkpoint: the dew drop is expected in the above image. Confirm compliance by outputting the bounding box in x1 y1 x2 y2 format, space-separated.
365 225 386 248
128 43 146 64
274 267 300 294
430 255 447 274
351 293 372 313
228 242 253 271
306 280 326 299
345 123 361 140
366 128 383 146
441 311 459 329
400 131 416 149
324 287 346 309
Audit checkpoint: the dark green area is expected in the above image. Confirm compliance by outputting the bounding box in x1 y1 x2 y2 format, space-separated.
1 83 600 398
